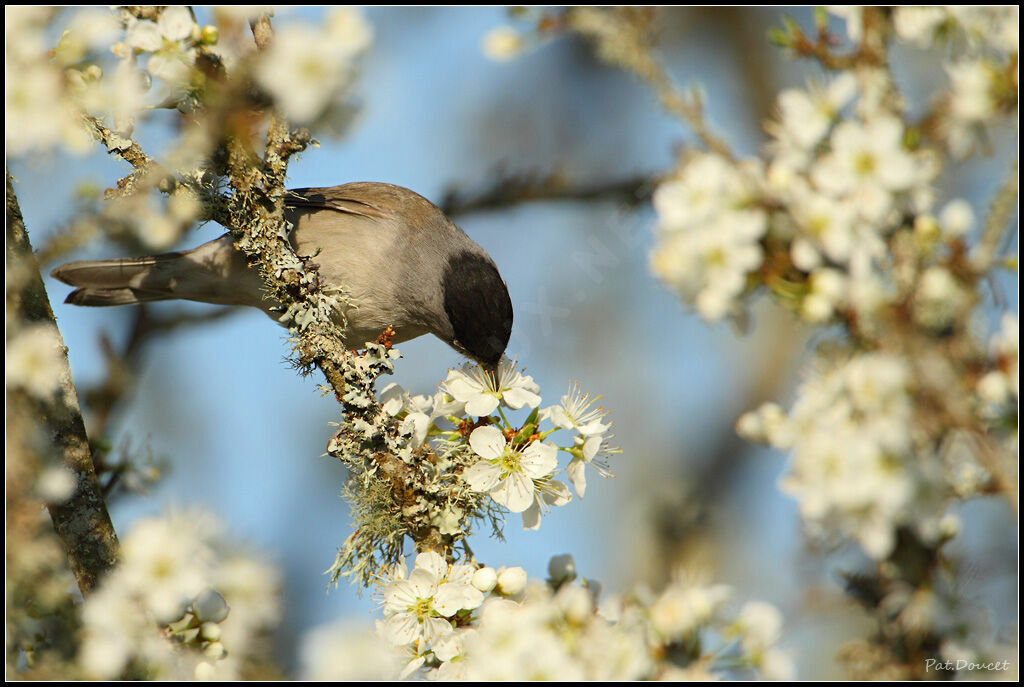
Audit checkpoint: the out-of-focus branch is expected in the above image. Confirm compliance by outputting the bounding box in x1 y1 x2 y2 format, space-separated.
973 157 1019 273
6 171 119 594
772 7 887 70
564 7 734 158
85 115 232 226
84 305 241 495
441 171 656 217
640 312 805 587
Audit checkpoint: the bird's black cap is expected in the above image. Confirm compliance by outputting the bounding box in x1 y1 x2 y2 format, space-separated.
441 251 513 369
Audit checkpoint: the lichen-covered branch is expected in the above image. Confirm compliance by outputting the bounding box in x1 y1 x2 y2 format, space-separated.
6 172 119 594
215 15 473 576
84 115 231 227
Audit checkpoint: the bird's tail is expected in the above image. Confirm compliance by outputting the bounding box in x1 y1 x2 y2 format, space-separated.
50 253 186 307
52 235 269 309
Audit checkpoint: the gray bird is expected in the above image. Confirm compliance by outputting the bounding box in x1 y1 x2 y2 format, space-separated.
51 182 513 369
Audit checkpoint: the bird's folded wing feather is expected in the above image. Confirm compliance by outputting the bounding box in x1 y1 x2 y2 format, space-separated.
285 186 392 220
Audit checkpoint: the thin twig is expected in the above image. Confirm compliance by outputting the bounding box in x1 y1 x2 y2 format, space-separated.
973 157 1019 273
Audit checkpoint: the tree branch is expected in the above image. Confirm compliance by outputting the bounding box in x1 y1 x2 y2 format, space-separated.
973 157 1019 273
6 171 119 594
440 171 656 217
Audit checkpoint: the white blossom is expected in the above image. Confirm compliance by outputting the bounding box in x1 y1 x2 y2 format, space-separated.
947 6 1019 54
811 116 925 225
77 510 278 679
565 433 614 498
541 382 610 436
443 358 542 416
521 477 572 530
471 566 498 593
255 8 371 123
380 552 483 648
943 59 1002 158
35 467 77 504
126 7 199 85
462 426 558 512
6 324 66 400
495 566 528 596
938 199 974 239
765 353 926 559
300 621 405 680
913 266 968 330
651 154 768 320
893 7 949 48
649 581 731 641
770 74 857 161
735 601 784 653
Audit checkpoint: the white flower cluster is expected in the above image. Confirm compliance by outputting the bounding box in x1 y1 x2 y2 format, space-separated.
119 6 201 88
652 7 1018 325
650 154 767 321
77 510 281 680
892 6 1018 54
254 7 372 123
304 554 790 681
380 358 618 530
651 76 939 324
738 353 939 559
6 7 373 157
891 7 1018 159
6 7 98 154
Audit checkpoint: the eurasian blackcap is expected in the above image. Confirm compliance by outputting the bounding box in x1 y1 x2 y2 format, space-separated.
51 182 514 369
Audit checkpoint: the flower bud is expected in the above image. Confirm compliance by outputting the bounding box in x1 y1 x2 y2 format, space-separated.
193 588 229 624
199 25 219 45
557 585 593 624
471 566 497 593
547 554 576 585
203 641 226 660
200 622 221 642
496 566 527 595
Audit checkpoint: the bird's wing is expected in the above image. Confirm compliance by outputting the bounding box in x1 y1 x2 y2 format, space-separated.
285 186 392 220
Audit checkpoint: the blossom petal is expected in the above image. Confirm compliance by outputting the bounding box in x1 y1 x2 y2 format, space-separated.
521 496 542 530
406 568 438 597
382 612 420 646
414 551 446 581
464 393 500 417
385 580 421 614
543 479 573 506
469 425 506 459
433 582 484 616
502 385 541 410
462 460 502 493
566 459 587 498
443 373 483 402
491 472 534 512
421 616 454 643
581 436 602 462
520 441 558 479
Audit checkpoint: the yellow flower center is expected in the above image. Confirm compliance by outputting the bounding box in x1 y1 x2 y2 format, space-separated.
854 151 876 176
